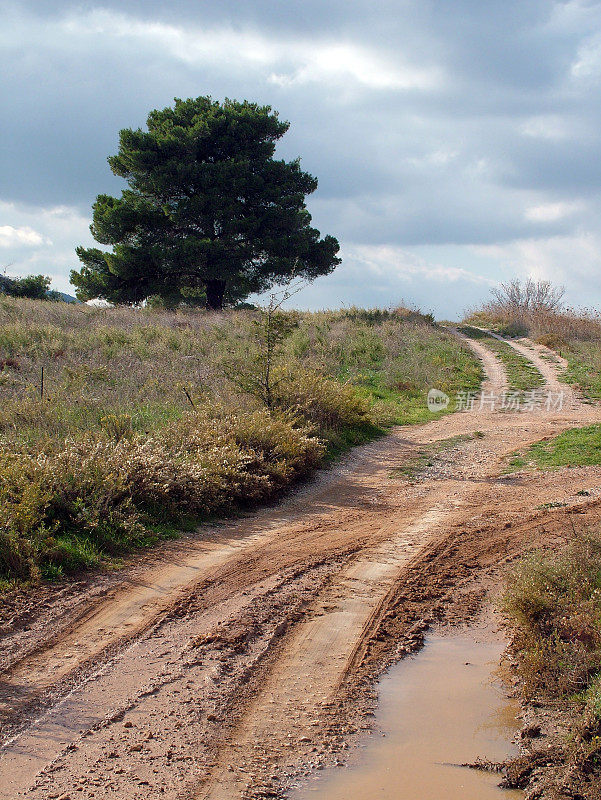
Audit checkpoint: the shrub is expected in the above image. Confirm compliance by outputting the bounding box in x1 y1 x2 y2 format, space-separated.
585 672 601 718
271 368 371 432
0 527 40 581
497 320 529 338
226 407 324 482
503 533 601 699
0 452 52 580
535 332 566 350
0 405 326 582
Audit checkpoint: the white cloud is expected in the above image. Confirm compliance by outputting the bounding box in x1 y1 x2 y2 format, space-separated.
0 225 47 248
407 149 459 168
524 201 582 222
571 32 601 78
270 242 498 317
344 244 495 285
0 201 94 293
267 44 438 90
520 116 571 140
57 9 442 92
471 232 601 296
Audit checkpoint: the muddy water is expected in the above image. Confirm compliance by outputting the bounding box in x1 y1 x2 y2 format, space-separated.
293 631 523 800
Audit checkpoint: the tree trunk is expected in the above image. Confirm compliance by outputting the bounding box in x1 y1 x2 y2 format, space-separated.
205 279 226 311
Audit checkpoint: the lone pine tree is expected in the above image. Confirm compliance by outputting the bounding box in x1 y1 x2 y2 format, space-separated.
72 97 340 309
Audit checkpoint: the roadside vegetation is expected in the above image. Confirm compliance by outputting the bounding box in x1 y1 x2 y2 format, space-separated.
0 297 481 587
467 279 601 478
503 533 601 795
457 325 544 392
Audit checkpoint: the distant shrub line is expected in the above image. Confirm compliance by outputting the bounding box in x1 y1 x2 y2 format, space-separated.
0 273 62 301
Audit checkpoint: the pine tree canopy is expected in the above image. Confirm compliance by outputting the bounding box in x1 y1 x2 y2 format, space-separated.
72 96 341 309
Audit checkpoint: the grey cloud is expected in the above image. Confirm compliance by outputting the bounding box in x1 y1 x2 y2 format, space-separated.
2 0 601 312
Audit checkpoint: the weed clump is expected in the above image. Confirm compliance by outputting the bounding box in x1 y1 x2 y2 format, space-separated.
503 533 601 794
504 533 601 702
272 369 370 431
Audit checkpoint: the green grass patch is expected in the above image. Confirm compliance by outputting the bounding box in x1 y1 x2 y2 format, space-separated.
349 334 483 425
560 343 601 402
509 424 601 471
321 420 385 462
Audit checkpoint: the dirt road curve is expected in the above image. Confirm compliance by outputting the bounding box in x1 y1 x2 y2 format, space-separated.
1 335 600 799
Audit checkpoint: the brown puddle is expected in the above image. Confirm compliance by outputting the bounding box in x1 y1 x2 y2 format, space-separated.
293 630 523 800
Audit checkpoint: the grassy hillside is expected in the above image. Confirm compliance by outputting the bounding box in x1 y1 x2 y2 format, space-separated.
0 298 482 587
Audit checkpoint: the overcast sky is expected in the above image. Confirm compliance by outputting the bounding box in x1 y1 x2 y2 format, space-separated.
2 0 601 316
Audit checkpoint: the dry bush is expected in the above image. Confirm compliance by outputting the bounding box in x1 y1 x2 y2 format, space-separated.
466 285 601 345
504 533 601 790
503 533 601 701
534 332 566 350
0 406 324 582
491 279 565 314
527 308 601 343
271 368 371 431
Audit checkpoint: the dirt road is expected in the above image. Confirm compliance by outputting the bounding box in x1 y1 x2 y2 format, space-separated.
1 334 600 799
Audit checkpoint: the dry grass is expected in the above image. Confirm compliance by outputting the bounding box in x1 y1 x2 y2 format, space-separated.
0 298 482 586
0 299 481 448
465 305 601 344
503 533 601 786
504 532 601 702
